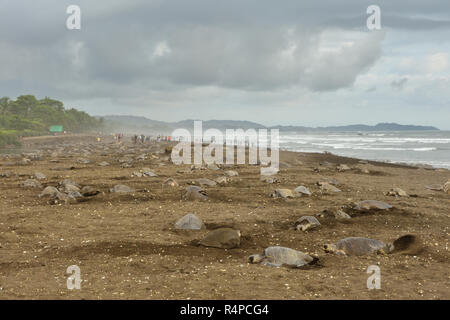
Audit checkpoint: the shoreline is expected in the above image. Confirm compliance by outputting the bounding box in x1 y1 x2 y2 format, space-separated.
3 133 448 171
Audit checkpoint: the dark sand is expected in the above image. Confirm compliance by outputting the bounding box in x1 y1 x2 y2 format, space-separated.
0 134 449 299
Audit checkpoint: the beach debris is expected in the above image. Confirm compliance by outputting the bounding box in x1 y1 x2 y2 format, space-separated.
182 185 208 201
98 161 110 167
294 216 321 231
199 228 241 249
175 213 205 230
293 186 311 196
249 246 318 268
354 200 392 211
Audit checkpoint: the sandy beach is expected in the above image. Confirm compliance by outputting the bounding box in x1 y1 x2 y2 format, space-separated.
0 134 449 299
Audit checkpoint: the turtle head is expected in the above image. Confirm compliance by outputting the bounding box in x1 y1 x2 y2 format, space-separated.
323 243 337 253
378 243 395 254
248 254 265 264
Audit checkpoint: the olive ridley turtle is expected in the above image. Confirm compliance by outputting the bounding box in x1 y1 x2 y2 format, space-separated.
249 246 318 268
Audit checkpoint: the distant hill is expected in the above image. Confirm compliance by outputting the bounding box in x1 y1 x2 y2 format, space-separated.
101 115 439 134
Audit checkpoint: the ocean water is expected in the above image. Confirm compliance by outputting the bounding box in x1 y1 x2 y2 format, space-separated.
278 131 450 169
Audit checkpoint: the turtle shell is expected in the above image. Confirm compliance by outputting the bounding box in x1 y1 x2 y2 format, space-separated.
263 246 315 267
354 200 392 211
336 237 386 255
199 228 240 249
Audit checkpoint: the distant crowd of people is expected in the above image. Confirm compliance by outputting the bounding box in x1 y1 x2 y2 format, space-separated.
131 134 173 144
111 133 173 144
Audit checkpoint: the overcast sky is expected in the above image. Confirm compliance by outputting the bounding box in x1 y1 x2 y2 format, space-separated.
1 0 449 128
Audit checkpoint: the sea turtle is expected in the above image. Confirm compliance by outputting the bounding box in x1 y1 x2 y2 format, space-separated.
110 184 134 193
39 186 61 198
199 228 241 249
0 171 13 178
182 185 208 201
354 200 392 211
324 237 392 256
249 246 318 268
385 188 408 197
260 176 279 184
295 216 321 231
207 164 220 171
334 210 352 220
21 179 42 189
61 183 80 193
59 179 80 189
77 158 92 164
270 188 297 199
319 182 341 193
81 186 100 197
337 164 351 172
324 235 420 256
293 186 311 197
142 169 158 177
215 176 230 185
194 178 217 187
34 172 47 180
225 170 239 177
317 178 339 186
175 213 205 230
425 184 443 191
163 178 179 187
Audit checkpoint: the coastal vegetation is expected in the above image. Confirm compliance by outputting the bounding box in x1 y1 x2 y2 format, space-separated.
0 95 103 147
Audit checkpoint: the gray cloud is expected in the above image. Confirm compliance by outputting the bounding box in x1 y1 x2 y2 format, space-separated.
0 0 449 127
391 78 408 90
